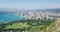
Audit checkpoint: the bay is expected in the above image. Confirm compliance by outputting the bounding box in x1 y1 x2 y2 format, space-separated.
0 13 25 24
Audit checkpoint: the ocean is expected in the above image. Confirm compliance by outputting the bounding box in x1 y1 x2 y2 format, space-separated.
0 11 25 24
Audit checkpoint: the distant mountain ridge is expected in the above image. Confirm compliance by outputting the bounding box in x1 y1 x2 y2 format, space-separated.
36 8 60 13
0 8 60 13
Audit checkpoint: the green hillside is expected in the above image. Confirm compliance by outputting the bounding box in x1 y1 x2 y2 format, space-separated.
0 20 55 32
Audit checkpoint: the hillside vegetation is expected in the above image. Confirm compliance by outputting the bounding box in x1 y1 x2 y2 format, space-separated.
0 20 55 32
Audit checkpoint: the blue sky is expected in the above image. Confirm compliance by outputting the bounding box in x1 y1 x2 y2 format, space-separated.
0 0 60 9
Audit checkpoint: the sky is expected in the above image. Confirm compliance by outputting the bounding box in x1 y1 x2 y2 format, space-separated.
0 0 60 9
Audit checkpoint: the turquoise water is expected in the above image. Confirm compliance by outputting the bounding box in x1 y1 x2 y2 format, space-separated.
0 14 25 24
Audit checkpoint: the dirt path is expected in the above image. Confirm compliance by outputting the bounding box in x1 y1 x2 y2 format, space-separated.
55 18 60 32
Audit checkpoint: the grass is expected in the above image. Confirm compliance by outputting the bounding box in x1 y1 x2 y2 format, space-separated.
4 22 30 29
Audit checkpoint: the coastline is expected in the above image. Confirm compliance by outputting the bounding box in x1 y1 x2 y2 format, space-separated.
0 14 27 24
